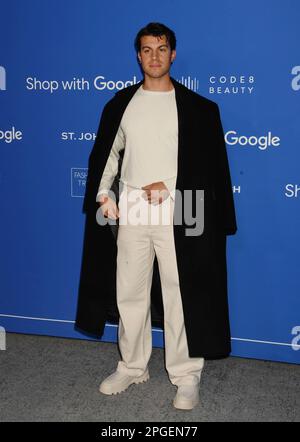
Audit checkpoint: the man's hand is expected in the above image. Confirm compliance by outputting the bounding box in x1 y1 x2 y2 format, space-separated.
141 181 170 205
99 194 119 219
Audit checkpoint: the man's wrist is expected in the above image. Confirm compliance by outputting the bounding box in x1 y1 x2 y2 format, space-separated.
96 189 110 203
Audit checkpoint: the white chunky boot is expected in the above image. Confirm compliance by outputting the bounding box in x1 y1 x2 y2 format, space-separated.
99 369 150 395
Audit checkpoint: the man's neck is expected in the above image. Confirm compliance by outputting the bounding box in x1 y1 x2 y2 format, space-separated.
142 74 174 92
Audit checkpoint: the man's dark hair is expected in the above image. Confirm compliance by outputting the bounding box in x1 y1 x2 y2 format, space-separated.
134 22 176 53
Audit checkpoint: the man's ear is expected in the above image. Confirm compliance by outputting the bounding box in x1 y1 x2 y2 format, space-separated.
171 49 176 63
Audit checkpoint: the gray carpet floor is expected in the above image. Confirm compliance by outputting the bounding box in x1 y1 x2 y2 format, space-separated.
0 332 299 422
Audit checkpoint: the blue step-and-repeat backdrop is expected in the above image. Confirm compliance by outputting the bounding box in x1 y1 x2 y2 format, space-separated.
0 0 299 364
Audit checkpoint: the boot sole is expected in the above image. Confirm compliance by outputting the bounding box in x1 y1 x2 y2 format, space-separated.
99 371 150 395
173 397 199 410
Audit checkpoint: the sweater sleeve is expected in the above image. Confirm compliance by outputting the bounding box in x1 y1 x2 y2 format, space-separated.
96 124 125 202
163 175 177 201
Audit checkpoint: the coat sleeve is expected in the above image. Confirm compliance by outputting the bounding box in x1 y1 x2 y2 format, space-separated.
210 102 237 236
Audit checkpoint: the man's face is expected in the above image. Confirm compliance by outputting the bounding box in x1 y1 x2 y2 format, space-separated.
137 34 176 79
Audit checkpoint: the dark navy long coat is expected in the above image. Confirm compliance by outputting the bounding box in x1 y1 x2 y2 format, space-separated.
75 76 237 359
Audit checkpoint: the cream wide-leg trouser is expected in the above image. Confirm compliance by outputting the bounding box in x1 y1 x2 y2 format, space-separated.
114 183 204 386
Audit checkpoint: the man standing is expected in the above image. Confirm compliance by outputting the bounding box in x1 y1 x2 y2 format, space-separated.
75 22 237 410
